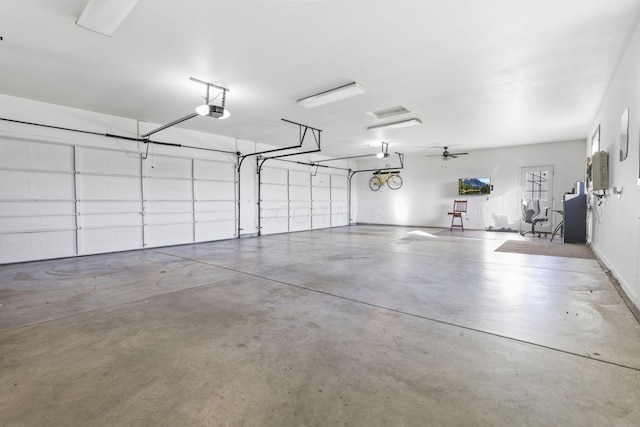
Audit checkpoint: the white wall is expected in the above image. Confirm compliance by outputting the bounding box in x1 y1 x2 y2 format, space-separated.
354 141 584 230
353 141 585 231
587 21 640 310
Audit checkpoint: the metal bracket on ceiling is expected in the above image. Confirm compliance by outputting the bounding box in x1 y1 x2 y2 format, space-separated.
314 153 377 163
348 152 405 180
190 77 229 110
255 119 322 170
281 118 321 151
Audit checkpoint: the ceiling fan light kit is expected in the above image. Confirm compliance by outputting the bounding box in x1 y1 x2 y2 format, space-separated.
428 146 469 161
297 82 367 108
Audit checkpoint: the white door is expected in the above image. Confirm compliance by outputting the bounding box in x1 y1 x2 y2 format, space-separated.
519 166 554 234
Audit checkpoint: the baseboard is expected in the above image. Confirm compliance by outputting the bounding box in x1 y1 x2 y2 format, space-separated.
590 244 640 324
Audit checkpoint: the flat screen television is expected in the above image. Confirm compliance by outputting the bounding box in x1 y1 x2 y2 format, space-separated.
458 177 491 195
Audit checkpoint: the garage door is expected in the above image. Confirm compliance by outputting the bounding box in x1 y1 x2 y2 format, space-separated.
260 165 348 235
0 138 237 263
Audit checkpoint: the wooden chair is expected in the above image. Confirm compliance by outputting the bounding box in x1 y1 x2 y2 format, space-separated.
448 200 467 231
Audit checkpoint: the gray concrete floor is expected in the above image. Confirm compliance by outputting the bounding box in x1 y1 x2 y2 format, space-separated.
1 225 640 426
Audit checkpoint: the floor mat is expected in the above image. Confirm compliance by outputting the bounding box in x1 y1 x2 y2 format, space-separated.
495 240 596 259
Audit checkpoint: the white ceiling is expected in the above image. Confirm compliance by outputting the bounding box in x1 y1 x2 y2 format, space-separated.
1 0 639 158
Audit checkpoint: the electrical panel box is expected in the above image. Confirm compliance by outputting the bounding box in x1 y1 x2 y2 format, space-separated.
591 151 608 191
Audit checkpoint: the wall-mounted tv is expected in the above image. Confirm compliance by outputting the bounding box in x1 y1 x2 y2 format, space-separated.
458 177 491 195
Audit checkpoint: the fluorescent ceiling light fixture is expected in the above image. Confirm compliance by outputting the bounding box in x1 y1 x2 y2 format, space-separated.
367 118 422 131
368 106 410 120
297 82 367 108
76 0 140 37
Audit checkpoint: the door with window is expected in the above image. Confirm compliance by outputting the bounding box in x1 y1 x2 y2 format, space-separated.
519 166 554 234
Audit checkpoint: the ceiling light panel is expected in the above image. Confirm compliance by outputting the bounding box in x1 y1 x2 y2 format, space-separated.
368 106 410 120
297 82 367 108
76 0 140 37
367 118 422 131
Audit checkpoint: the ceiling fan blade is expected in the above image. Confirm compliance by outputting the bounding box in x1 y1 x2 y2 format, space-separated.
450 152 468 156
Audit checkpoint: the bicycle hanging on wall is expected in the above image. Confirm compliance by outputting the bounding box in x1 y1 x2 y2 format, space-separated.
369 170 403 191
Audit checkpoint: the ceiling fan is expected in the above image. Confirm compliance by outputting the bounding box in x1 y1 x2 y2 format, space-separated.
427 146 469 161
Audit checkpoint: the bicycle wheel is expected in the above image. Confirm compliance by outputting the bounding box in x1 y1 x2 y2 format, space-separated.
369 176 382 191
387 174 403 190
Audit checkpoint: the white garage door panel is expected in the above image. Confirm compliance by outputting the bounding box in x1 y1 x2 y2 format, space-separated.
2 231 76 264
145 201 192 213
80 227 143 254
312 215 331 229
312 174 330 187
312 201 331 216
313 187 331 201
79 213 141 229
0 170 74 199
144 178 191 200
144 212 193 226
195 200 235 213
332 213 348 226
261 183 287 200
194 181 235 199
260 168 290 235
289 185 310 201
332 199 349 226
290 201 311 216
262 168 288 184
261 220 288 235
261 201 288 215
0 215 75 233
0 139 73 171
261 198 288 235
332 201 349 215
145 224 193 247
290 217 311 230
197 210 236 222
196 222 236 241
312 199 331 229
79 201 141 215
77 148 140 175
331 188 347 201
330 174 349 227
289 170 310 186
78 175 140 200
331 175 348 188
194 160 234 180
289 217 311 231
145 156 191 179
0 201 74 216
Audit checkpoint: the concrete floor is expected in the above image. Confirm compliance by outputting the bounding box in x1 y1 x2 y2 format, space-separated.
1 225 640 426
